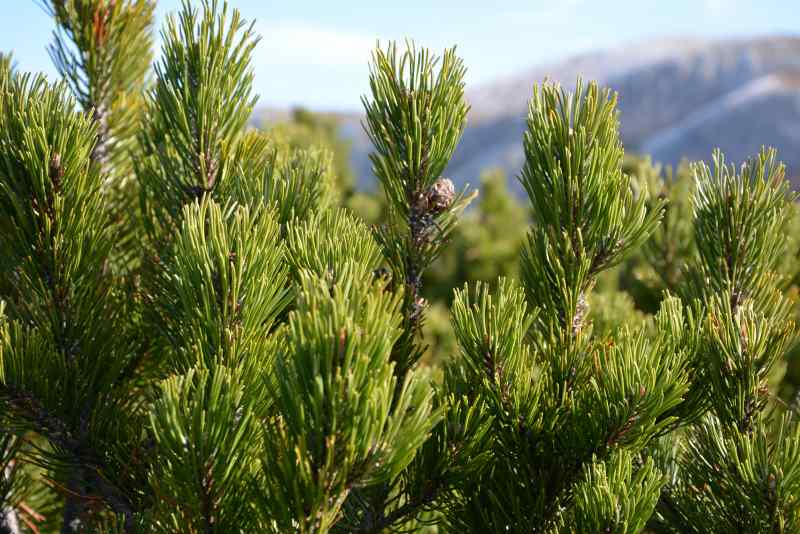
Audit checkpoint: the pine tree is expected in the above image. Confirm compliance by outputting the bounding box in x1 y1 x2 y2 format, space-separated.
650 149 800 532
133 2 352 531
4 1 800 532
439 79 697 532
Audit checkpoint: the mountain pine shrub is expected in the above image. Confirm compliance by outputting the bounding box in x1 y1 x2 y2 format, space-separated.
1 1 800 533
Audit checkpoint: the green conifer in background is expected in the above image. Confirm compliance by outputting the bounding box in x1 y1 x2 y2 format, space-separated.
264 107 357 203
617 156 695 314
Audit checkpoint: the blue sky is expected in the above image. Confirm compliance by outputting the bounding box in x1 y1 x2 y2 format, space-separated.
2 0 798 111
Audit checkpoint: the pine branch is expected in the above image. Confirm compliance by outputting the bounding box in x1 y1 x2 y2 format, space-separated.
442 79 684 531
1 385 136 531
41 0 154 178
650 148 799 532
40 0 155 272
137 0 261 242
258 268 436 532
363 40 473 379
144 198 291 372
355 481 443 533
0 435 20 534
336 41 475 531
0 72 142 532
519 79 663 337
685 148 793 313
145 366 262 532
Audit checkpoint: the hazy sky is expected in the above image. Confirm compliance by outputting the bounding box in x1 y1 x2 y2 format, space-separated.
2 0 798 111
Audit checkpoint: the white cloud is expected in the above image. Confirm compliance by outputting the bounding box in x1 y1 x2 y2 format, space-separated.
255 21 375 68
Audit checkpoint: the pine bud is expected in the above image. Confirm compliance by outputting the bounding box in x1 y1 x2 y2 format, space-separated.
410 295 428 323
49 152 64 192
426 178 455 214
572 292 588 334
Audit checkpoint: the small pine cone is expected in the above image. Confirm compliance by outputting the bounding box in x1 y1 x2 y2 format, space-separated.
426 178 455 214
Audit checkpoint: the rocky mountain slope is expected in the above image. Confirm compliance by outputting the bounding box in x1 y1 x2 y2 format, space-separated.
263 35 800 191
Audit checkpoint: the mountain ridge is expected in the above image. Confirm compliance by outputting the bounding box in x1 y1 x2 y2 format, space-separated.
259 34 800 191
